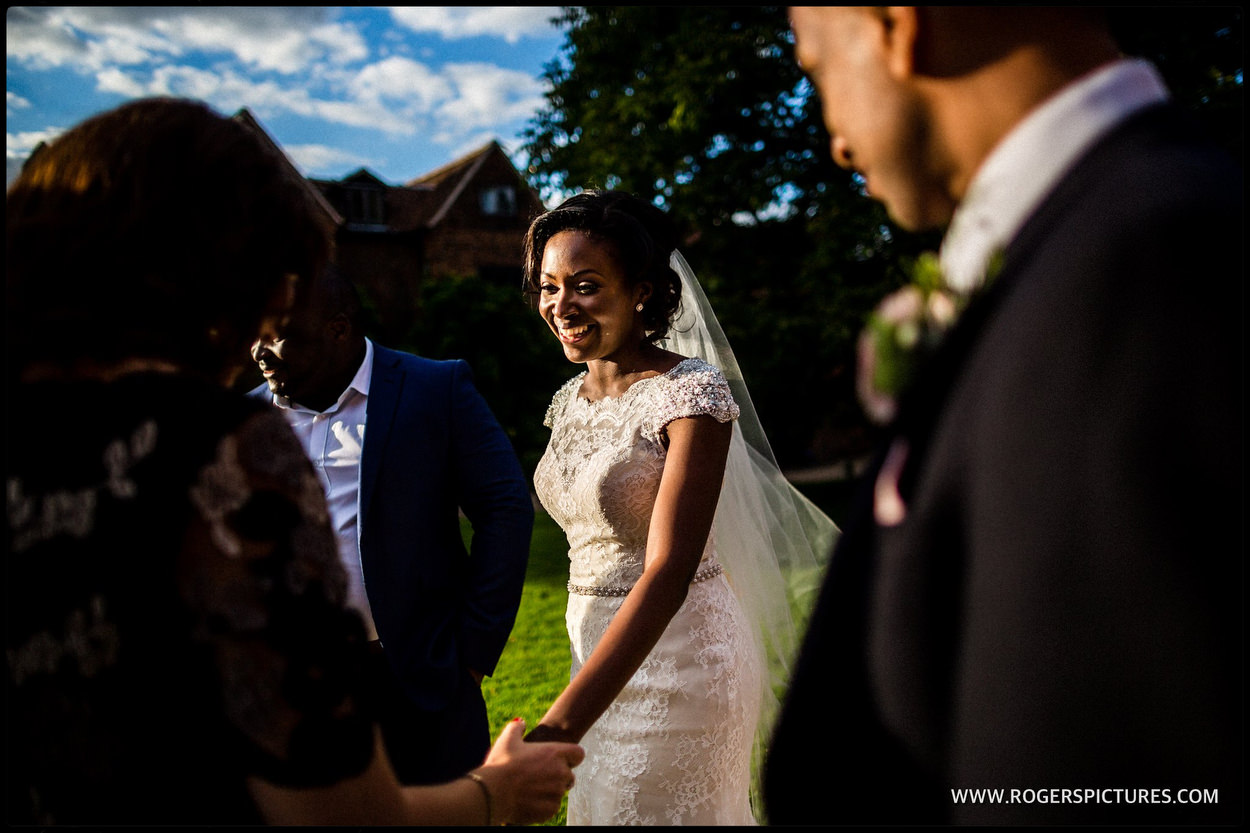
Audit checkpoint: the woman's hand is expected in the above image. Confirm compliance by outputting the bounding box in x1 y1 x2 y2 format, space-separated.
473 718 585 825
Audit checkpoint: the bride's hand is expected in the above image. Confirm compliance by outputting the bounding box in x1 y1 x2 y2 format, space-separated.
522 721 579 745
475 718 584 825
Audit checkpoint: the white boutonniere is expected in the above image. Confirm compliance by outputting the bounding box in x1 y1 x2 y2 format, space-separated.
857 251 1002 425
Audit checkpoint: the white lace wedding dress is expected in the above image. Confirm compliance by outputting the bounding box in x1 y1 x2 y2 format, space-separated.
534 357 761 826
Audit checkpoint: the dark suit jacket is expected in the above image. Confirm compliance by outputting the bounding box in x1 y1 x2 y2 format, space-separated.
764 103 1243 825
252 345 533 713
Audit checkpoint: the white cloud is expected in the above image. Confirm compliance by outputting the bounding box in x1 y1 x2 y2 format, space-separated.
6 125 65 186
6 6 363 75
283 142 378 177
93 66 143 97
7 91 32 116
435 62 547 132
89 62 420 136
307 97 420 136
8 7 185 71
95 63 218 101
388 7 562 44
7 126 63 159
308 21 372 66
349 55 452 108
5 7 91 69
150 9 368 74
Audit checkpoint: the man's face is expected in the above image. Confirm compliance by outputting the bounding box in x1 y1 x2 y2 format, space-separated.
250 299 340 407
789 6 953 231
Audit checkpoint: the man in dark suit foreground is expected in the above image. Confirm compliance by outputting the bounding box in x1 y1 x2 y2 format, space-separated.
250 266 533 785
766 7 1241 824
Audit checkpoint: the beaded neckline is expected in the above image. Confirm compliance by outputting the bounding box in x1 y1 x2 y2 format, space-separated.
573 357 702 408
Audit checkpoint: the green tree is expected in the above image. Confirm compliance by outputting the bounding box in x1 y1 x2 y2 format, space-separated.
524 7 826 227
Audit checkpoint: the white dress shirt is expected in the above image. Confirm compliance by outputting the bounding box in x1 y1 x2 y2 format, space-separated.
274 338 377 639
939 59 1171 294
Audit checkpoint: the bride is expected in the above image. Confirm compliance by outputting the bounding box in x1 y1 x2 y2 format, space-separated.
522 190 837 824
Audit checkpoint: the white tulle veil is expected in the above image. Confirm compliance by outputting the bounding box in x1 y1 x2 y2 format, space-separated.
659 250 839 816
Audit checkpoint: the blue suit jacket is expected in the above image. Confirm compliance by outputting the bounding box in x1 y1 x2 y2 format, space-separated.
252 344 533 711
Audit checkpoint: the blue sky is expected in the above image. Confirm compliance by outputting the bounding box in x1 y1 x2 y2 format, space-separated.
6 6 568 188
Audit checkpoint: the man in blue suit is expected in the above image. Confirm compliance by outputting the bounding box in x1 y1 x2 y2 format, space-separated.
250 266 533 785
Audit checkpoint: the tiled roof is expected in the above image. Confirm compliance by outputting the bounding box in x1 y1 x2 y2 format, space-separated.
403 141 502 229
238 110 537 234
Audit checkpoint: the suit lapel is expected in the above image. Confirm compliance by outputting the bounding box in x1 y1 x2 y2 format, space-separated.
883 253 1020 513
360 346 404 524
888 104 1175 478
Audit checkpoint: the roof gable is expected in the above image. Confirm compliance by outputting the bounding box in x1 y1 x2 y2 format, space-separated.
235 112 541 234
231 108 343 228
342 168 388 187
404 140 541 229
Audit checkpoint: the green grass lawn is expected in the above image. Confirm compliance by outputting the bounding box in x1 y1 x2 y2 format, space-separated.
481 510 573 734
473 478 855 825
479 511 573 825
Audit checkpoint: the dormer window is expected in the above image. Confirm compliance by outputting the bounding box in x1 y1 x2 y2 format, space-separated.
346 185 385 224
479 185 517 217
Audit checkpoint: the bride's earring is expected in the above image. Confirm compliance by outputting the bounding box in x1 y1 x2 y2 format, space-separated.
635 303 644 312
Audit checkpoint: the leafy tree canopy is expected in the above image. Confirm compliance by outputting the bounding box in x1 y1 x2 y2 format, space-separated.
524 6 828 230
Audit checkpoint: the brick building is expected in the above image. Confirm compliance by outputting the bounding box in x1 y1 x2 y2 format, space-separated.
235 108 545 342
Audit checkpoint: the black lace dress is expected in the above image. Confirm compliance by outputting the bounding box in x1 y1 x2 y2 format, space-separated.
6 372 374 825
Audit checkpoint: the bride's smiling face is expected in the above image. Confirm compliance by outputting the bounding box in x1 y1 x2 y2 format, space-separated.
538 230 650 365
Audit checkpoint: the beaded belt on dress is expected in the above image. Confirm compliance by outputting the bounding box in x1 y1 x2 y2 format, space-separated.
567 562 724 597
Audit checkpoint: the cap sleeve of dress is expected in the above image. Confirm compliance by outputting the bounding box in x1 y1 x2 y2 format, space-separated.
544 373 585 428
642 359 740 446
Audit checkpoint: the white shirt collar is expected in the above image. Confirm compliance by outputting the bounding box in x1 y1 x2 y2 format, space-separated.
939 58 1170 293
277 337 374 414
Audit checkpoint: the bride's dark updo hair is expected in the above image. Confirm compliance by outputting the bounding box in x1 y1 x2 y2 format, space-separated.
523 189 682 343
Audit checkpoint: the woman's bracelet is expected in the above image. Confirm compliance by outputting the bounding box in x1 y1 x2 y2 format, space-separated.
464 772 495 826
